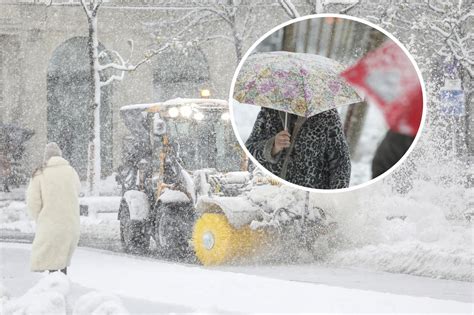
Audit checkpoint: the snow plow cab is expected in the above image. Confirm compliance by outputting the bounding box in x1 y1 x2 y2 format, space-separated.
117 98 332 265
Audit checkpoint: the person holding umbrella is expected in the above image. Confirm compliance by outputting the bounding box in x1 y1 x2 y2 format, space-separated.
246 107 350 189
234 52 362 189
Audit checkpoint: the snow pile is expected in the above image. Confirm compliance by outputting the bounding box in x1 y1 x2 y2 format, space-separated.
0 200 35 233
97 174 121 196
0 283 10 306
159 189 190 204
123 190 149 220
2 272 70 315
328 182 473 281
1 271 129 315
180 168 196 203
79 196 121 217
73 291 128 315
248 185 325 229
79 174 121 197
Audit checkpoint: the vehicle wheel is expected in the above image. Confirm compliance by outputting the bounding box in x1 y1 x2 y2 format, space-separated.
192 213 264 266
155 203 194 259
119 200 150 254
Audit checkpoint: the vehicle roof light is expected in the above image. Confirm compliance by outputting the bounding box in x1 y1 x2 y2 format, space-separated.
168 107 179 118
200 89 210 98
194 112 204 121
180 105 192 118
221 112 230 120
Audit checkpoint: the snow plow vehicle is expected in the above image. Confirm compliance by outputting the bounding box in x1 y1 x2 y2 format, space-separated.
117 98 333 265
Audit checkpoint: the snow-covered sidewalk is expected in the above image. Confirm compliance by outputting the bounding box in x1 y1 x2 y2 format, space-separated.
1 243 193 314
1 242 471 313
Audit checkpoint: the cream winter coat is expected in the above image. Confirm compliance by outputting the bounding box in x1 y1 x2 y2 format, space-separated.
26 156 81 271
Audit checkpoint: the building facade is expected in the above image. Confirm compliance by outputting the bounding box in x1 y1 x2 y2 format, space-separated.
0 0 289 178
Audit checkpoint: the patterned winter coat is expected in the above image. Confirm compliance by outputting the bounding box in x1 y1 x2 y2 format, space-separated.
245 108 351 189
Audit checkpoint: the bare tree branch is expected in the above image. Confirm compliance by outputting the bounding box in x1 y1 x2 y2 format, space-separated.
426 0 446 13
340 0 360 14
91 0 103 17
278 0 300 18
79 0 92 19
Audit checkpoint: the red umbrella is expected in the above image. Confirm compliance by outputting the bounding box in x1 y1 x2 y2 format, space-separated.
340 40 423 137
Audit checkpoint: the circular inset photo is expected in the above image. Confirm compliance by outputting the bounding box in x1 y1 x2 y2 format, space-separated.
230 15 425 191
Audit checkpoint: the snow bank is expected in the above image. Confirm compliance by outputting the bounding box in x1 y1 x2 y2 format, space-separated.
73 291 128 315
88 173 121 196
3 272 70 315
328 181 473 281
159 189 190 204
248 185 327 229
1 273 129 315
0 283 10 306
0 195 120 239
79 196 121 217
0 200 35 233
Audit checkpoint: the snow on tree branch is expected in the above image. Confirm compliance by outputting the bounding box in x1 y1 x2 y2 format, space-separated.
278 0 300 18
150 1 256 62
98 41 172 87
339 0 360 14
278 0 359 17
79 0 92 19
362 1 472 77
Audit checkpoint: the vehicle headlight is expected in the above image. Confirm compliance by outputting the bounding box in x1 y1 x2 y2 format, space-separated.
168 107 179 118
221 112 230 120
194 112 204 121
180 105 192 118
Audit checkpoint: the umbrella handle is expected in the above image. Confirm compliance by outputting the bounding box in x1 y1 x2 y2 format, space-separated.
284 112 288 131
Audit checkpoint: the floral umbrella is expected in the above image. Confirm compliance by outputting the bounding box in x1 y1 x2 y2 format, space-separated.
234 51 362 125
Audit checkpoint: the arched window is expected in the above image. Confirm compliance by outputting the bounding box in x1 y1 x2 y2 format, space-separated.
47 36 113 179
152 46 210 101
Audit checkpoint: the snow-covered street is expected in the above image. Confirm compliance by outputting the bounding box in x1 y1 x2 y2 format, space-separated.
1 2 473 313
1 242 472 313
1 243 192 314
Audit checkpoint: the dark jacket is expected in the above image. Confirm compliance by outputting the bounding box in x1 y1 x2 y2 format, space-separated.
245 108 351 189
372 130 414 179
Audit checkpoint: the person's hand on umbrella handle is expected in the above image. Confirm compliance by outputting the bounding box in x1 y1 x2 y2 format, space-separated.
272 130 291 156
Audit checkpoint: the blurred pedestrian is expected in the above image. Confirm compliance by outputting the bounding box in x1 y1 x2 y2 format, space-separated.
371 131 414 178
26 142 81 274
0 151 11 192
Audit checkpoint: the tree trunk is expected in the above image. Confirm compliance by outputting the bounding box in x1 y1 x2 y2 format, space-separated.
282 23 296 52
86 14 101 196
232 25 243 62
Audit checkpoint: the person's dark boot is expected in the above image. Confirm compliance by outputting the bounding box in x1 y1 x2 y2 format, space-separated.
48 268 67 275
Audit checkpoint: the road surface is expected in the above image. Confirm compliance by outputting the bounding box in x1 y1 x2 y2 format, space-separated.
2 242 472 313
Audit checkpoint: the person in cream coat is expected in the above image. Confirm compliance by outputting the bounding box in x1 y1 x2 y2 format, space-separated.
26 142 81 274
